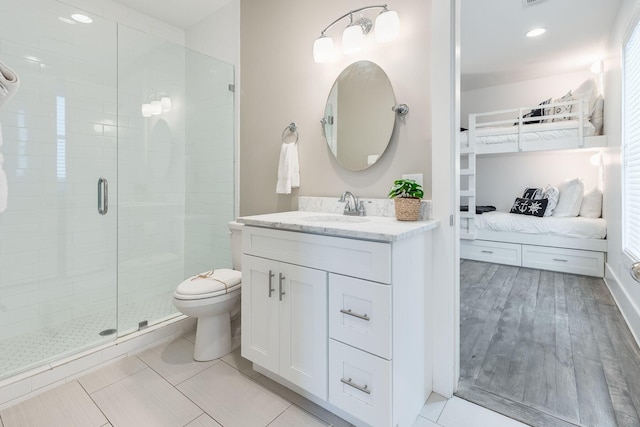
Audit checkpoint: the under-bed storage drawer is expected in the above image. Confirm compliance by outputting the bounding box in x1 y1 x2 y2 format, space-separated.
328 339 391 427
522 245 604 277
460 239 521 266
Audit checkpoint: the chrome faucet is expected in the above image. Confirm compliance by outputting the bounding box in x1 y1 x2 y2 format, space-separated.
339 191 366 216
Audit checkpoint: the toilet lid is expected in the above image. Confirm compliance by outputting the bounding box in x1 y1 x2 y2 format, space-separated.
175 269 241 298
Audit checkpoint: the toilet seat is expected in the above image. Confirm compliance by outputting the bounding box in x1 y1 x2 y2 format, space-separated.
174 269 241 300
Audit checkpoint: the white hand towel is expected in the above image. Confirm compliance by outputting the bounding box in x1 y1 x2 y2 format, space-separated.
0 122 7 213
291 143 300 188
276 142 300 194
0 60 19 110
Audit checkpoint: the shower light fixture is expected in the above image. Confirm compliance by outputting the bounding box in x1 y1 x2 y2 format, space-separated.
313 4 400 63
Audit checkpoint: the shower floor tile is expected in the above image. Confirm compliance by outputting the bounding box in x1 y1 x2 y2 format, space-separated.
0 292 179 381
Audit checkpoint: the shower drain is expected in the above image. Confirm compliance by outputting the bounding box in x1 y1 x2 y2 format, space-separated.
99 328 117 336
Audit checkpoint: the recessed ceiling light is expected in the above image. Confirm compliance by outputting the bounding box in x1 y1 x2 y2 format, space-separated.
71 13 93 24
526 27 546 37
58 17 76 25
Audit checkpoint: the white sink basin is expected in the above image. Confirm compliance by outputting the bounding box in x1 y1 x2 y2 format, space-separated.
302 215 370 223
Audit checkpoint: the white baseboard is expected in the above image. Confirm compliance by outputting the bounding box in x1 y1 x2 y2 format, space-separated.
604 263 640 348
0 316 196 410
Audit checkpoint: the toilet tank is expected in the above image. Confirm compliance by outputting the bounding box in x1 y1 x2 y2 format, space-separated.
228 221 243 270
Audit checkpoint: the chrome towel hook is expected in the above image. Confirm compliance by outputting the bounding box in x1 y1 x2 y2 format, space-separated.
281 122 299 144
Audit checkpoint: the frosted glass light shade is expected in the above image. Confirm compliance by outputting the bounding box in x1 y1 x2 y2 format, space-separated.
342 24 364 54
160 96 172 112
313 36 334 63
141 103 152 117
375 10 400 43
150 100 162 115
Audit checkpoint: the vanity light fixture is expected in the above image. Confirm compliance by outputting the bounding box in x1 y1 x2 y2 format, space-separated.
313 4 400 63
526 27 546 37
141 93 172 118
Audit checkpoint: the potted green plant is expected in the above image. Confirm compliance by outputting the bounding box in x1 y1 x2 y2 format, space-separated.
388 179 424 221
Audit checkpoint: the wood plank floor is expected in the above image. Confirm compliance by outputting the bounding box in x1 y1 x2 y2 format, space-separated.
457 260 640 427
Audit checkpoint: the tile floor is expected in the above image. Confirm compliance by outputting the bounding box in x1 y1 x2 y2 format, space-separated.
0 330 529 427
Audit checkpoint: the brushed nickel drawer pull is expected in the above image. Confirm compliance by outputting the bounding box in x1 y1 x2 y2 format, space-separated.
340 308 370 321
268 270 275 298
341 377 371 394
279 272 286 301
481 250 494 254
553 258 568 262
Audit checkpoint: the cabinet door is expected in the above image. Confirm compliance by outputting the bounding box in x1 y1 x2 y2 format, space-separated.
279 263 328 400
241 255 280 373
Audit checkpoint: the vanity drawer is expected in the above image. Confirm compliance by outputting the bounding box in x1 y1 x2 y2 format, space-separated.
460 239 521 266
522 245 604 277
242 226 391 283
329 273 391 360
328 339 391 427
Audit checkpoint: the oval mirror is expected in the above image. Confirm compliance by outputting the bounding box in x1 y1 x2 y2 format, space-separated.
323 61 396 171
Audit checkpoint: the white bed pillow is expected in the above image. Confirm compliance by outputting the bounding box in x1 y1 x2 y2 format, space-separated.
542 185 559 217
552 178 584 217
579 187 603 218
572 78 599 121
591 95 604 135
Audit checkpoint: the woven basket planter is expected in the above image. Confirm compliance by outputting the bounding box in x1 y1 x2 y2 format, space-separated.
394 197 421 221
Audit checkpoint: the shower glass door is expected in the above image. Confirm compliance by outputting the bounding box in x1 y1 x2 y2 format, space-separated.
0 0 235 382
117 26 235 335
0 0 118 378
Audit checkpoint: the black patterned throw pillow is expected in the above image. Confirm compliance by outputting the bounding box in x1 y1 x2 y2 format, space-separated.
515 98 551 125
510 197 549 217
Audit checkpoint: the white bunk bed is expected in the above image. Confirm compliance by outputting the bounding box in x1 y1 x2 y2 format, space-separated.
460 97 607 277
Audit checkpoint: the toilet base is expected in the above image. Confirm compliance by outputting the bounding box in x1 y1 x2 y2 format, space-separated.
194 312 231 361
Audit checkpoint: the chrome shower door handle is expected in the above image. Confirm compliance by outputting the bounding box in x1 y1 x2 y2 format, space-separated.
98 177 108 215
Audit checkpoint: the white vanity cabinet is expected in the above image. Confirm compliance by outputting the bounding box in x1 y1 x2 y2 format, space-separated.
241 254 328 400
240 222 433 427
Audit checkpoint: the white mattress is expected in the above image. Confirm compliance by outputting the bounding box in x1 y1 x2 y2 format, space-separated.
460 120 596 145
474 211 607 239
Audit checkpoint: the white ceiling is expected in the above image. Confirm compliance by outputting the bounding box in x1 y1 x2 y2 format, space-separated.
111 0 623 91
461 0 623 91
112 0 233 29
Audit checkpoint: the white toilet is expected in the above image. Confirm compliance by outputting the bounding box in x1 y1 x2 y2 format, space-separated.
173 221 243 361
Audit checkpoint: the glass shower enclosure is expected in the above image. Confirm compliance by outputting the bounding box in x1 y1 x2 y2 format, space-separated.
0 0 235 380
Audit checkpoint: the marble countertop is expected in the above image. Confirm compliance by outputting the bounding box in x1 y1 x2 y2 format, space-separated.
237 211 440 242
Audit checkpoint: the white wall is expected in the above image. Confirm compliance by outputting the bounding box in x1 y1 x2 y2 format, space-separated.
603 0 640 343
476 151 601 211
239 0 432 216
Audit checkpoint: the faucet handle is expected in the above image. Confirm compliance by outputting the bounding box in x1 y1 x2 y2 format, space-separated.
357 200 367 216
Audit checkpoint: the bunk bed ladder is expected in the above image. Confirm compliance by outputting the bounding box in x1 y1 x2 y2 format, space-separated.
460 114 477 240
